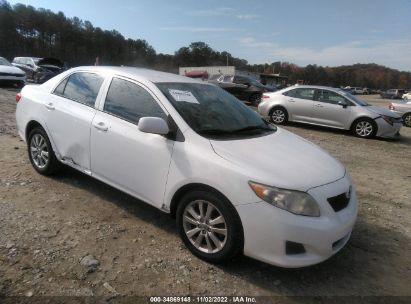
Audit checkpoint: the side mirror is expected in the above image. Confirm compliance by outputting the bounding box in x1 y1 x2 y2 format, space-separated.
138 117 169 135
338 100 348 108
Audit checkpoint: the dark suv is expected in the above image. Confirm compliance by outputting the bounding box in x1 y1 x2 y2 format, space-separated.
12 57 65 84
380 89 405 99
208 75 273 105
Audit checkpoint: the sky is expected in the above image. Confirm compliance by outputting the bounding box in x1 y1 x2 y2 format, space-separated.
8 0 411 71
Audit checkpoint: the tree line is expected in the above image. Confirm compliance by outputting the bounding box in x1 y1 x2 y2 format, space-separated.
1 0 410 89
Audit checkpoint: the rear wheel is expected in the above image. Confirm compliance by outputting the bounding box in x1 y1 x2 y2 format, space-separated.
352 118 377 138
28 127 61 175
176 190 243 263
269 107 288 125
403 113 411 127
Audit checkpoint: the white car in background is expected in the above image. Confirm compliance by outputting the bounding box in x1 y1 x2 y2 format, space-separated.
402 92 411 101
258 85 402 139
0 56 26 87
16 67 357 268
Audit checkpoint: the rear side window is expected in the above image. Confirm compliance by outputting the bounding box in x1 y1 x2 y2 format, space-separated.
103 77 166 124
295 88 315 100
55 72 104 107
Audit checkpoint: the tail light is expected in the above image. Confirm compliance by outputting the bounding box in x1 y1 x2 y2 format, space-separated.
262 95 270 99
16 93 22 103
388 103 395 110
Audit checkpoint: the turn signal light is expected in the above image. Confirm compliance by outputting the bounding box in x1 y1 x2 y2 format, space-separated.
16 93 22 103
388 103 395 110
262 95 270 99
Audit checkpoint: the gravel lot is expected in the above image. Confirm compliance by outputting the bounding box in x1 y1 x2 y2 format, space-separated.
0 86 410 301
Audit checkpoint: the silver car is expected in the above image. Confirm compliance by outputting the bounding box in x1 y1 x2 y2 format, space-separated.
258 85 403 139
389 100 411 127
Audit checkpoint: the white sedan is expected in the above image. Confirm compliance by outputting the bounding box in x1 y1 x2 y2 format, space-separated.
15 66 357 268
0 56 25 87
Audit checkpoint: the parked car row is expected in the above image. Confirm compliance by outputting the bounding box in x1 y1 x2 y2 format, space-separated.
0 56 65 86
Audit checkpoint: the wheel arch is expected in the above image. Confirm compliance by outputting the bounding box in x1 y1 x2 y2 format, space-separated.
170 183 231 217
350 116 378 132
25 120 46 141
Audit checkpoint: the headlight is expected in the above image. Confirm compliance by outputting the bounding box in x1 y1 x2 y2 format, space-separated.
249 181 320 217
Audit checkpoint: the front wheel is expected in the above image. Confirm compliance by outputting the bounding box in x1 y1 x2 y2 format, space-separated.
176 190 243 263
352 118 377 138
403 113 411 127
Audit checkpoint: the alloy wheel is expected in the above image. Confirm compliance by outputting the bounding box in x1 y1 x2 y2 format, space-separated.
30 133 49 168
404 114 411 127
182 200 227 254
271 109 285 124
355 121 373 137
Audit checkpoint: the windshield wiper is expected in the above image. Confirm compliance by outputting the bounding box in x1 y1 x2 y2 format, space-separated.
230 125 273 133
197 125 275 136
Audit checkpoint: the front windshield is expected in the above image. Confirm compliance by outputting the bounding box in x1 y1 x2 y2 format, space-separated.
339 90 369 106
0 57 12 66
156 82 275 138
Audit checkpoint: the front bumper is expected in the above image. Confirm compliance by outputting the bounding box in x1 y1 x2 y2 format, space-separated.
375 118 402 138
236 175 357 268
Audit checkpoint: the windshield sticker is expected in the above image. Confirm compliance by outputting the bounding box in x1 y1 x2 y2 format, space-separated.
168 89 199 104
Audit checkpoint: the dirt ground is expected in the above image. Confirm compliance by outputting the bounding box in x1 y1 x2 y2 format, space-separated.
0 86 410 302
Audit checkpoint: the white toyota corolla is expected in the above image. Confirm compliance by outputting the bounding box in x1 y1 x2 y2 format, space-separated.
16 66 357 268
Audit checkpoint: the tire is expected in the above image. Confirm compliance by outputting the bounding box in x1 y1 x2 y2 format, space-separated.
27 127 61 175
269 107 288 125
249 93 261 106
351 118 377 138
403 113 411 128
34 73 40 84
176 190 243 263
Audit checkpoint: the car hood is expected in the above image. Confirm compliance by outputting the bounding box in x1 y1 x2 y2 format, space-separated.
210 128 346 192
0 65 25 75
366 105 401 118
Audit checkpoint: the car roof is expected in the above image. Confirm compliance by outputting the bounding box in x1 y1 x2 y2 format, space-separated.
68 66 203 84
286 85 345 92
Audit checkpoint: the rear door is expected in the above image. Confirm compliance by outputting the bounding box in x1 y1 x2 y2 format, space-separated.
44 72 104 172
90 76 174 208
311 89 353 128
282 88 316 122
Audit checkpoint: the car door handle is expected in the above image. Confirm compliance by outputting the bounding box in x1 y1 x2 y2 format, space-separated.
93 122 108 132
45 102 55 110
288 98 295 102
315 103 324 108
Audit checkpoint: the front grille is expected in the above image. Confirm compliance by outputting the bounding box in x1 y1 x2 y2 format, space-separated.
327 192 350 212
0 72 24 77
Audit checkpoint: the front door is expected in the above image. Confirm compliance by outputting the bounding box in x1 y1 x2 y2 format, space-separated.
311 89 352 128
90 77 174 208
